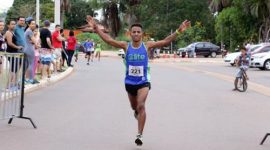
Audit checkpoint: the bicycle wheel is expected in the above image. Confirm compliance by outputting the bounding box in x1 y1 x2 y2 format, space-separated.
234 77 247 92
242 76 248 92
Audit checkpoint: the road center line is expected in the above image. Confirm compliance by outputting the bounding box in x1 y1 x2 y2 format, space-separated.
158 63 270 97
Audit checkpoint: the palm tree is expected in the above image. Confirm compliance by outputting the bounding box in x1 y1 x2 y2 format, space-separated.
248 0 270 42
100 0 142 38
102 0 121 38
60 0 71 28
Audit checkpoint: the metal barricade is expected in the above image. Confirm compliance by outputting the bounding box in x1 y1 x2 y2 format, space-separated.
0 52 36 128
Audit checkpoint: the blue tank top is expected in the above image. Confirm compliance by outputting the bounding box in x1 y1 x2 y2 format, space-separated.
125 42 151 85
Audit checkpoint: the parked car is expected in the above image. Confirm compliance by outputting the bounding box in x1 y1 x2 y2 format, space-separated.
224 52 241 66
118 49 125 58
176 47 187 57
186 42 221 58
250 51 270 70
224 43 270 66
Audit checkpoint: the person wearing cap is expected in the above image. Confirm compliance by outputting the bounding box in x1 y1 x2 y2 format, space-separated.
14 16 26 49
40 20 54 79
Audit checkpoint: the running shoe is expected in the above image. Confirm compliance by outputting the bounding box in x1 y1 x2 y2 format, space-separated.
135 134 143 146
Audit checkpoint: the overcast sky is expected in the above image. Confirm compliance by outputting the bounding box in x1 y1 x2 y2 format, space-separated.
0 0 14 13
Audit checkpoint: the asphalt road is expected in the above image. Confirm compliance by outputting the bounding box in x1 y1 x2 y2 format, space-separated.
0 57 270 150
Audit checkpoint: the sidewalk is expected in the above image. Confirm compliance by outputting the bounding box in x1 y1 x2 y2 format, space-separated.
24 67 74 94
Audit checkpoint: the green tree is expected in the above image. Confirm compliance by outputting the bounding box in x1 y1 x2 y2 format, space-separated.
209 0 232 12
248 0 270 42
6 0 53 23
134 0 215 43
215 6 257 51
64 0 94 29
40 2 54 24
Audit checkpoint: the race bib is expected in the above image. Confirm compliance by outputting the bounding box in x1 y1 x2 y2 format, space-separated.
128 65 144 77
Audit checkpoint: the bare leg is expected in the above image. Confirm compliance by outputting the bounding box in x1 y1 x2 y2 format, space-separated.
128 93 137 111
136 87 149 134
87 54 90 63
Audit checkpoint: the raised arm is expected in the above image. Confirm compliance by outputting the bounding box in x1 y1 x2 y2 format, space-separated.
86 16 127 50
146 20 191 50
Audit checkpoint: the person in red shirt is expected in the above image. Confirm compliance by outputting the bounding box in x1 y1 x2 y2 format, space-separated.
52 24 65 72
66 30 77 67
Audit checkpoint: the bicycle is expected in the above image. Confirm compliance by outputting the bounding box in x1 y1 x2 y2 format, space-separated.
234 67 248 92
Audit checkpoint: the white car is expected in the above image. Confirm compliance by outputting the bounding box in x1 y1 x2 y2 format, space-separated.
224 52 241 66
224 43 270 66
250 52 270 70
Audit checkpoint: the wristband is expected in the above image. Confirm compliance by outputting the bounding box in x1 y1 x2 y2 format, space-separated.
176 29 181 35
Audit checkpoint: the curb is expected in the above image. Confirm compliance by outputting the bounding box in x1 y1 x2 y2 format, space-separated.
24 67 74 94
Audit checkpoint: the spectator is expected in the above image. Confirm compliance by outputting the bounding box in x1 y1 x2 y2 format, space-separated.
95 41 102 61
52 25 65 72
33 25 41 80
60 29 68 67
40 20 54 79
74 42 80 62
14 16 26 48
66 30 77 67
24 18 39 84
5 20 23 90
0 20 5 74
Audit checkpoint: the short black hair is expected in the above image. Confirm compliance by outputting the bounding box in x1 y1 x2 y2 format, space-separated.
240 46 247 51
17 16 25 21
69 30 74 36
60 29 64 33
8 20 15 25
130 23 143 30
55 24 61 28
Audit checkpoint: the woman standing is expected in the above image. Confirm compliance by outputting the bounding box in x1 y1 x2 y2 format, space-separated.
24 18 39 84
33 26 41 80
66 30 77 67
5 20 23 89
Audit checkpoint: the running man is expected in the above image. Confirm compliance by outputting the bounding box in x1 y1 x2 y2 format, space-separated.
86 15 190 146
84 39 94 65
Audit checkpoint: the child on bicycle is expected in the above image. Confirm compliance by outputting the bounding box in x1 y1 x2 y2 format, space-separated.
233 46 250 90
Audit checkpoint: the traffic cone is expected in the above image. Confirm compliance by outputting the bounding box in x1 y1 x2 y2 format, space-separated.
194 52 197 58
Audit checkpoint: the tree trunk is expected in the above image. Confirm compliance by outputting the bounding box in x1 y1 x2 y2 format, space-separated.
259 25 263 43
60 9 65 28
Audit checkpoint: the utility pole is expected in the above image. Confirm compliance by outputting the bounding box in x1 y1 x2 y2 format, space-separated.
54 0 61 25
36 0 40 25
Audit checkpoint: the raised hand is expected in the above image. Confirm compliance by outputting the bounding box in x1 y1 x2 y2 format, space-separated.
178 20 191 32
86 15 97 29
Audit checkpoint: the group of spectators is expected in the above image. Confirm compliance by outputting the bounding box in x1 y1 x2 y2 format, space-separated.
0 16 77 89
